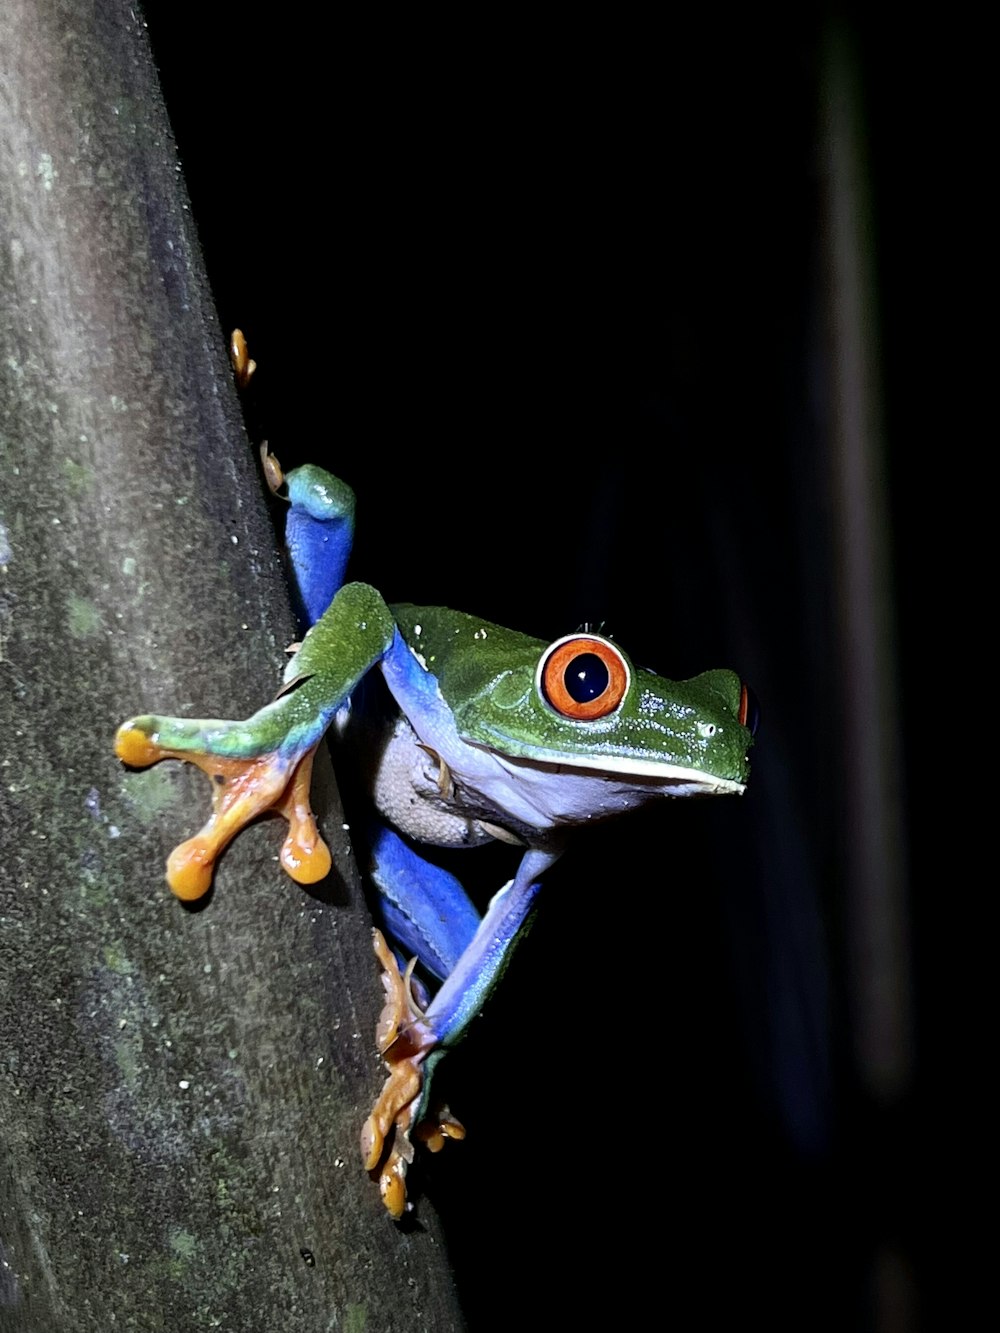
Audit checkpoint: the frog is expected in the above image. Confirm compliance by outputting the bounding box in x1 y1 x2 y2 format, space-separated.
114 354 757 1217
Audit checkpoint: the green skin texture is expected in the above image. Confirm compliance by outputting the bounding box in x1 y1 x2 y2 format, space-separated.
132 583 398 760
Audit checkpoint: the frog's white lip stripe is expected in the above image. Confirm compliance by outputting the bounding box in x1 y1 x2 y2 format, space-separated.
487 746 746 794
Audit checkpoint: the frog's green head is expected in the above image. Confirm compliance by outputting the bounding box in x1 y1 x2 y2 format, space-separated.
445 626 757 795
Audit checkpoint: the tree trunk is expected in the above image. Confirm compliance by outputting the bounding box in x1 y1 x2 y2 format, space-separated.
0 3 464 1328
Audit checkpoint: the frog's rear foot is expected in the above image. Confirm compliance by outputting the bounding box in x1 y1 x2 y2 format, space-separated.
361 930 464 1217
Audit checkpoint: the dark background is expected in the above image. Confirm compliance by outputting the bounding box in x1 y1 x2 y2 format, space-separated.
139 8 930 1328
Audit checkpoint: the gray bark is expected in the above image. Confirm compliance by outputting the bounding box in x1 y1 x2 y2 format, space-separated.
0 3 463 1328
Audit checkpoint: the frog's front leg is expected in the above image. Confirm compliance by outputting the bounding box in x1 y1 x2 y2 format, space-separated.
361 844 555 1217
114 582 396 899
262 450 357 628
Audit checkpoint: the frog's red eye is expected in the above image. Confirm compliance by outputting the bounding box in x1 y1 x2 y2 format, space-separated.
538 636 630 720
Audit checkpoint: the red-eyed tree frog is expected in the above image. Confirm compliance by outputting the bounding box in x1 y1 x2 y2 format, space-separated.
114 352 757 1217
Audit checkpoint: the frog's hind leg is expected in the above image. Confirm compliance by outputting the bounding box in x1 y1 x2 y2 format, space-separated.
361 847 552 1217
367 822 481 984
115 706 331 901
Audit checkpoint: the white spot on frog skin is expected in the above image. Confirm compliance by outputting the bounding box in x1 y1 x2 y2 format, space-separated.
0 522 11 566
121 556 136 576
474 628 489 640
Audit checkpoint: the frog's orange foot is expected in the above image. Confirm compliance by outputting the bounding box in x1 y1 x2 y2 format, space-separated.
415 1105 466 1155
360 929 458 1218
114 721 330 901
230 328 256 390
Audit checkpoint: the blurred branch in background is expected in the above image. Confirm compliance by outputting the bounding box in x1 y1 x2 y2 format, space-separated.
821 22 916 1333
822 21 912 1110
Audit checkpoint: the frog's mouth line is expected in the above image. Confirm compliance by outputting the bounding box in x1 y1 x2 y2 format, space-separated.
485 747 747 797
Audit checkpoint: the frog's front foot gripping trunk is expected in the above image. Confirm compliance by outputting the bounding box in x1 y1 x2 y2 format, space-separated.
115 581 396 900
114 710 332 900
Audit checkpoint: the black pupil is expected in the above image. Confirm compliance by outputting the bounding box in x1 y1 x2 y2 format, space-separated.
564 652 610 704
